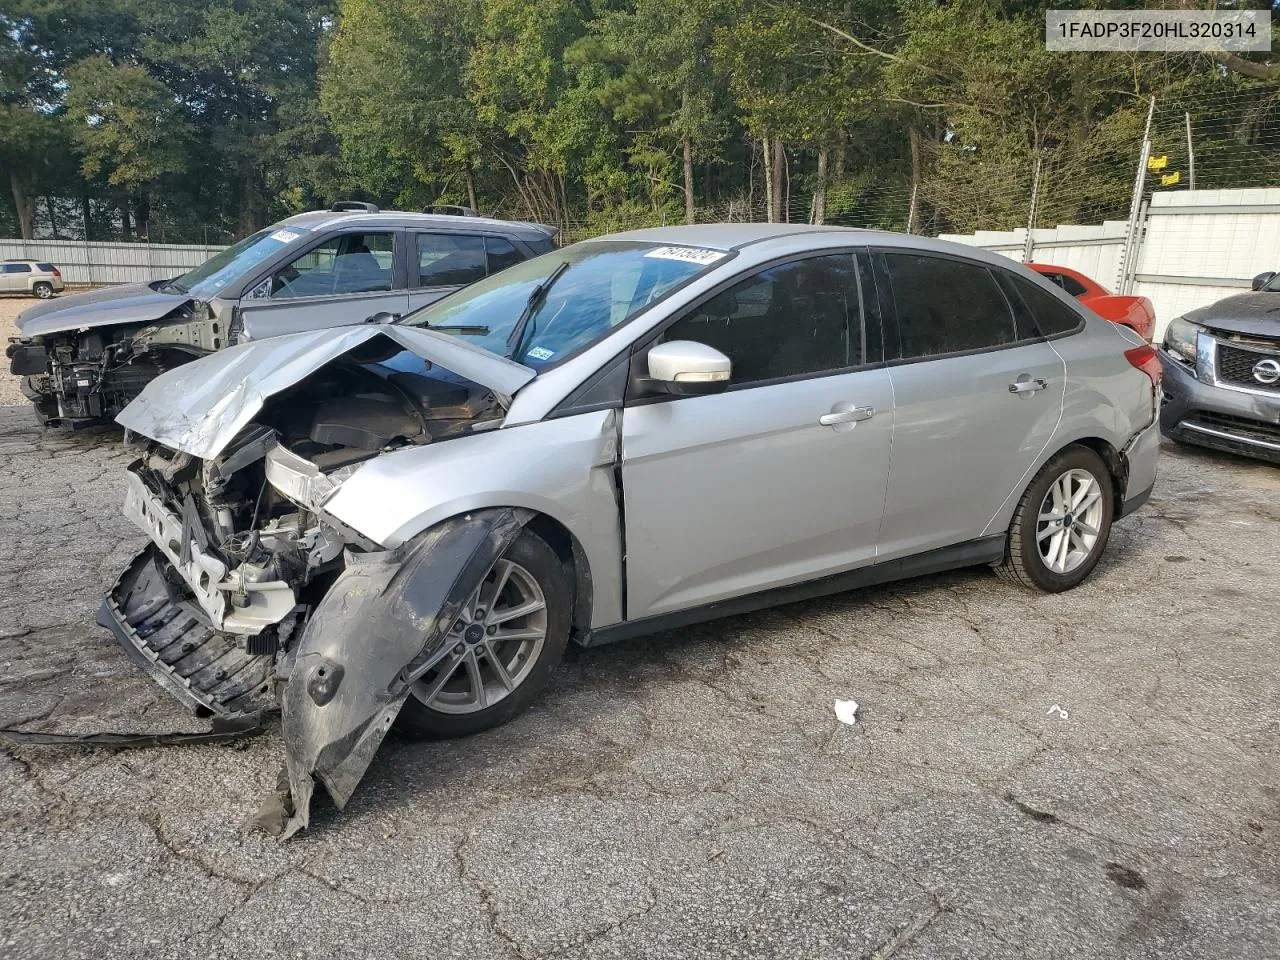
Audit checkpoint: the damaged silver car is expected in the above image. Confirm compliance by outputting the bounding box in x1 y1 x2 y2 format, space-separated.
7 203 554 426
100 225 1161 835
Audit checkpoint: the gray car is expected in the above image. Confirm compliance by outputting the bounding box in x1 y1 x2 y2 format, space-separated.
5 202 555 426
99 224 1161 835
1159 270 1280 463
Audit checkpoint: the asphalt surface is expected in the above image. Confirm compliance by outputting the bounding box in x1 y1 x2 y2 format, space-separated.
0 402 1277 959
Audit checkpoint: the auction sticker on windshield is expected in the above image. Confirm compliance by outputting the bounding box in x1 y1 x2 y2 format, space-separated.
270 229 302 244
643 246 727 265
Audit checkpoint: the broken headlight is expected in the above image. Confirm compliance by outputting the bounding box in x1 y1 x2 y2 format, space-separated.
1162 316 1202 365
264 445 346 509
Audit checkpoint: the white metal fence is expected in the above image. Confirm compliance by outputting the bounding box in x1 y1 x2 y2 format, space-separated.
0 238 226 286
940 187 1280 341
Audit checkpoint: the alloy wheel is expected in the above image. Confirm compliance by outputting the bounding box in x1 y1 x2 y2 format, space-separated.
1036 468 1105 575
410 557 548 715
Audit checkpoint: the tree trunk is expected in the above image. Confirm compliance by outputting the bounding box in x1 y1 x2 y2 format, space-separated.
834 138 846 180
762 136 774 223
45 196 60 239
465 168 478 212
133 194 150 240
770 138 785 223
908 125 923 232
682 136 695 224
120 203 132 240
10 171 36 240
813 146 829 225
80 194 92 241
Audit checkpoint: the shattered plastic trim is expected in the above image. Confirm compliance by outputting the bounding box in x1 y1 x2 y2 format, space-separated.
274 506 534 839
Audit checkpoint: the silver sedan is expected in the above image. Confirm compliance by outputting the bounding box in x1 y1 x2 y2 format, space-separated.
103 224 1162 834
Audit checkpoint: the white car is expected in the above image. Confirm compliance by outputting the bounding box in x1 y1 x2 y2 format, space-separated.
1 259 64 298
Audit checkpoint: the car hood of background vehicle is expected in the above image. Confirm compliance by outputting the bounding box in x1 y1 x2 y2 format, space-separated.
16 281 192 338
1185 292 1280 338
115 324 536 460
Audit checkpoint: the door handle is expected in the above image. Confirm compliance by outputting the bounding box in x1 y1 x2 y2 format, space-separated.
1008 377 1048 395
819 404 875 426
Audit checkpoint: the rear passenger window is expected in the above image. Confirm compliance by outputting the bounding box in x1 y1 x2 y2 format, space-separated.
1007 274 1085 337
485 236 525 274
882 253 1017 358
663 254 861 385
418 234 486 286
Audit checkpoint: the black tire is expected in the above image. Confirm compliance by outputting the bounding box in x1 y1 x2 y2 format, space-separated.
32 282 53 299
397 528 572 739
995 446 1115 593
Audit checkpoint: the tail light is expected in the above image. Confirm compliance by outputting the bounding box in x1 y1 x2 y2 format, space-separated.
1125 345 1162 387
51 268 61 277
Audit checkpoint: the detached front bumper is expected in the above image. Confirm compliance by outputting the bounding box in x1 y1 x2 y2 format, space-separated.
1159 348 1280 463
123 467 297 634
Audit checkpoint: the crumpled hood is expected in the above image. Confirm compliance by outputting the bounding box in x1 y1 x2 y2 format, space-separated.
17 281 191 338
1185 292 1280 338
115 324 536 459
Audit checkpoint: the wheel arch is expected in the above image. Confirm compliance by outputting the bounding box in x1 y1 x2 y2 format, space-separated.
983 434 1130 539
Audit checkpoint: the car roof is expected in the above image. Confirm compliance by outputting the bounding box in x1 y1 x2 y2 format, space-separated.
276 209 556 239
592 223 1026 263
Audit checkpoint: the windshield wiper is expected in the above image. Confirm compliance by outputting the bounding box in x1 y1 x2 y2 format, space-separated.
429 324 490 335
506 261 569 359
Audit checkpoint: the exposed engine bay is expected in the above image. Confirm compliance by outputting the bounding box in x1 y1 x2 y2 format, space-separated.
7 301 224 425
97 337 517 833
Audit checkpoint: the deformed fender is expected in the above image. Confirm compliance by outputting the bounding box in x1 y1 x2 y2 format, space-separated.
279 506 533 839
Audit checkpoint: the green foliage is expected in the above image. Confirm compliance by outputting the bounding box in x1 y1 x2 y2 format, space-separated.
2 0 1279 241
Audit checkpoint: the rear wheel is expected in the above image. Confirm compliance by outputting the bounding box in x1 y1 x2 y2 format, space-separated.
397 528 572 739
32 282 53 299
995 446 1114 592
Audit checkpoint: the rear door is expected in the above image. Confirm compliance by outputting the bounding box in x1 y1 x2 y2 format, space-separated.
236 229 409 340
407 233 531 312
620 251 894 619
873 250 1065 561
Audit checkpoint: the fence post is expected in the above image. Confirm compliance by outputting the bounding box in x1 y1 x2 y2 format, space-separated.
906 182 919 234
1185 111 1196 191
1116 96 1155 294
1022 154 1043 263
84 238 94 287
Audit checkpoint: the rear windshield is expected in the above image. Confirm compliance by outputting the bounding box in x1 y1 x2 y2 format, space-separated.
399 241 727 368
167 225 310 298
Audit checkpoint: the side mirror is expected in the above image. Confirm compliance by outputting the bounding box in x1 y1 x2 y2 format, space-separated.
364 311 399 324
1252 271 1276 291
641 340 731 396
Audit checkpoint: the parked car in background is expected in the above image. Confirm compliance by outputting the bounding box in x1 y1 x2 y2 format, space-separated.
101 225 1161 835
1 259 64 299
5 203 556 426
1028 263 1155 340
1159 270 1280 463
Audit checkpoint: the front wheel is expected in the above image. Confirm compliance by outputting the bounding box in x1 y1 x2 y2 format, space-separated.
31 282 53 299
397 528 572 739
995 446 1115 592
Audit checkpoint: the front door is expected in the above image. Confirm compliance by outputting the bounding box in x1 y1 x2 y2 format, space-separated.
620 252 893 620
872 250 1066 561
236 230 408 340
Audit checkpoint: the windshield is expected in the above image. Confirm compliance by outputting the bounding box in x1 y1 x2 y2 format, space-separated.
399 241 727 367
168 225 309 298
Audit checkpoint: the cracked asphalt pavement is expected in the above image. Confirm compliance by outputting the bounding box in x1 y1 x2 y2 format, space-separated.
0 400 1277 959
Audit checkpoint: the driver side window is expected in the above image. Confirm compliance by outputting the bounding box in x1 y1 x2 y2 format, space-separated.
663 254 862 386
269 232 395 299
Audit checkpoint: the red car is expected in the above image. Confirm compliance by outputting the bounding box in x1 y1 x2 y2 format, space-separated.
1029 263 1156 341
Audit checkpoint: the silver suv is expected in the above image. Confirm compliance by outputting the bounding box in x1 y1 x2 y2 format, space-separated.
1 259 64 298
101 225 1161 835
6 203 555 426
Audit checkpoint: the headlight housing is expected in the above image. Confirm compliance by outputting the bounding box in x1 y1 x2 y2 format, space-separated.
1162 316 1202 364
